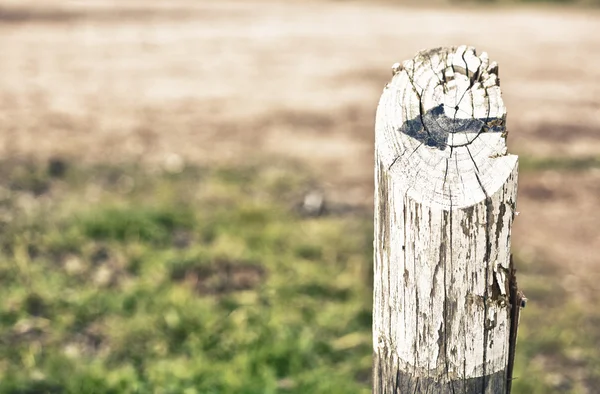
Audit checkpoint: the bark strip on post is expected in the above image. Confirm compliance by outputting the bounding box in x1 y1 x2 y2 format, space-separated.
373 46 521 393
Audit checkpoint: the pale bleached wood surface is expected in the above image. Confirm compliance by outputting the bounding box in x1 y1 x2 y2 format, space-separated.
373 46 520 393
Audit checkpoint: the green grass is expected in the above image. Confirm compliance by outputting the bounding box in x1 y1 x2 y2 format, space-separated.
510 254 600 393
519 156 600 172
0 158 597 393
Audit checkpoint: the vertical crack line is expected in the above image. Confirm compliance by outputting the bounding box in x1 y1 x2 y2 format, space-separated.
506 256 521 393
380 359 384 393
403 192 408 358
483 84 491 128
457 48 477 106
444 202 457 394
470 76 475 124
481 197 494 393
450 54 458 104
403 189 410 366
407 141 424 161
413 203 420 381
449 53 460 137
425 358 431 394
442 157 450 203
466 144 488 198
463 359 467 394
452 49 481 150
406 68 432 140
389 154 401 171
449 200 456 394
424 51 447 147
425 52 444 87
413 377 420 394
444 156 451 184
387 202 393 368
442 211 450 387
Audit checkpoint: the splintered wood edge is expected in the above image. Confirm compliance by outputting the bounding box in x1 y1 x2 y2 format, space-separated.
375 45 518 210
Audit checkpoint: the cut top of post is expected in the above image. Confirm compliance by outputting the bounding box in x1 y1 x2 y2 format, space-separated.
376 46 517 210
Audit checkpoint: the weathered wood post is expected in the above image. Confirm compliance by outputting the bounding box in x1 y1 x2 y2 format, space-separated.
373 46 523 393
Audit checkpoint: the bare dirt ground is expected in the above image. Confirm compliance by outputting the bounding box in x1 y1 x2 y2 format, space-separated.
1 0 599 347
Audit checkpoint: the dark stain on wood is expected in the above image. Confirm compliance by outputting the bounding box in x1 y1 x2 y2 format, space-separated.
482 196 494 392
496 199 507 242
461 206 475 237
506 256 524 393
373 351 508 394
378 162 390 252
399 104 505 151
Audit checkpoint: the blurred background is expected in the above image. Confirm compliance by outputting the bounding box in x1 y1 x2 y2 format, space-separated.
0 0 599 393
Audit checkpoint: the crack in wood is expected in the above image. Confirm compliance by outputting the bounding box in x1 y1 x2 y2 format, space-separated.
482 196 494 393
506 256 525 392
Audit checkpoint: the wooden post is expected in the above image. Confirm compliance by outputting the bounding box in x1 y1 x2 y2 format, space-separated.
373 46 523 393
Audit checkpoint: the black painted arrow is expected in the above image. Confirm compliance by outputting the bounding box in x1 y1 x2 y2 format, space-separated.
399 104 504 150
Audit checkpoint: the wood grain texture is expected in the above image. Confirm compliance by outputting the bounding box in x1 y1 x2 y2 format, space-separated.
373 46 520 393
